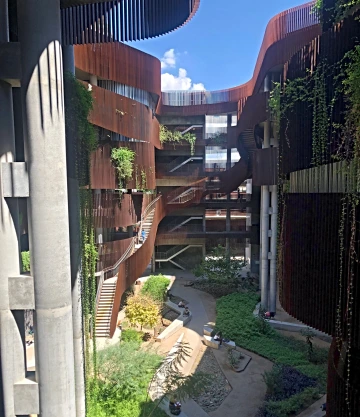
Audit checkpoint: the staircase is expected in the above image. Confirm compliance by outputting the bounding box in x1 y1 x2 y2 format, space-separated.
155 244 202 270
95 279 117 337
94 198 159 338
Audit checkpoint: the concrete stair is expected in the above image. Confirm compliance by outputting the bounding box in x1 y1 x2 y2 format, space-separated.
95 280 116 338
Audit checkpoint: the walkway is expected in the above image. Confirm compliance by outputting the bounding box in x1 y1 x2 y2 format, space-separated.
152 269 272 417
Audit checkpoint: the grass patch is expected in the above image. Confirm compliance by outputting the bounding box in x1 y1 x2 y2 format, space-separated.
216 293 328 416
141 275 170 302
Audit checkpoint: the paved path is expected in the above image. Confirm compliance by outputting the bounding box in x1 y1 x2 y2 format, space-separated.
153 269 272 417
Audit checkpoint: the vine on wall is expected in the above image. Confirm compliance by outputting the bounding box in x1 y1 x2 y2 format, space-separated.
65 73 98 412
160 124 196 155
276 38 360 415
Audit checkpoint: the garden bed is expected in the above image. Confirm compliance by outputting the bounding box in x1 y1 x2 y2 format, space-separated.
216 293 328 417
192 347 232 412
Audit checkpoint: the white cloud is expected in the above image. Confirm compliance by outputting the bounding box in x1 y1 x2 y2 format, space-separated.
161 49 176 69
161 68 206 91
192 82 206 91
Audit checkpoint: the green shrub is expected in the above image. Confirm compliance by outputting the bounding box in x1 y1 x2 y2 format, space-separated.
140 275 170 302
21 251 30 272
121 329 144 345
216 293 328 386
88 341 167 417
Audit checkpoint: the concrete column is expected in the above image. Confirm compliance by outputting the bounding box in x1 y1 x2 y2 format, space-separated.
0 3 25 414
63 44 86 417
94 190 103 244
226 208 231 259
202 244 206 260
202 213 206 232
269 185 278 314
0 80 25 417
89 74 98 86
260 74 271 310
151 250 156 273
17 1 76 416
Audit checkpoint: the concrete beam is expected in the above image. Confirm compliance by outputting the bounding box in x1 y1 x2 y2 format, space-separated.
0 42 21 84
1 162 29 197
8 275 35 310
158 115 204 126
13 378 39 415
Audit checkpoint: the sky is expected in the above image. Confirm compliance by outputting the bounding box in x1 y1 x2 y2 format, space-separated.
126 0 307 92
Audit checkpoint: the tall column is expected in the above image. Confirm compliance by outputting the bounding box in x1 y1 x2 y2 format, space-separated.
0 1 25 415
151 250 156 273
269 185 278 313
17 1 76 416
261 74 271 310
94 190 103 244
226 119 232 258
226 208 231 259
63 45 86 417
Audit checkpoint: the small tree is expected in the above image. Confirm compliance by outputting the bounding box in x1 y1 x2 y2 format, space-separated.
143 341 212 417
194 245 246 284
125 294 160 332
301 327 315 361
21 251 31 272
111 147 135 188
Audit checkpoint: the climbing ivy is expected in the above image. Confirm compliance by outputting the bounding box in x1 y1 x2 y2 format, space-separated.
160 124 196 155
65 73 98 413
111 147 136 189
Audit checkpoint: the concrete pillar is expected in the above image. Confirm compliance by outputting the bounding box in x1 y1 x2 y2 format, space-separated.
226 208 231 259
63 44 86 417
17 1 76 416
269 185 278 314
202 213 206 232
94 190 103 244
0 3 25 414
151 250 156 273
202 244 206 260
260 74 271 310
0 80 25 417
89 74 98 86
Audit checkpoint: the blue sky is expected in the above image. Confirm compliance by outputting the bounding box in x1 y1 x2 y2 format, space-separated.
127 0 307 92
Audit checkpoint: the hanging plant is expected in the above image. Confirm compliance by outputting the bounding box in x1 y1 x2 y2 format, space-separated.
111 147 136 189
160 124 196 155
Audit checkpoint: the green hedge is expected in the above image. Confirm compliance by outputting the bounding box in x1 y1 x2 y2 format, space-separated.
140 275 170 302
216 293 328 382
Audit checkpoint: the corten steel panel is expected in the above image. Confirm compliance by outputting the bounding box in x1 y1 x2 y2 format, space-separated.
327 339 360 417
97 237 134 272
280 12 360 175
159 101 238 117
91 142 156 190
279 193 360 339
252 148 278 186
74 43 161 97
60 0 200 45
88 84 160 147
93 192 138 228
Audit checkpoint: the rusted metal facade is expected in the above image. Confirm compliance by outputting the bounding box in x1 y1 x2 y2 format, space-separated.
278 10 360 417
74 42 161 97
89 85 160 147
90 141 156 190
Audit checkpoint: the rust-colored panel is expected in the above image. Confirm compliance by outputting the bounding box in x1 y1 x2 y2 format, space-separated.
93 193 138 228
75 43 161 97
252 148 278 186
88 84 160 148
91 142 156 190
97 238 133 272
158 101 238 117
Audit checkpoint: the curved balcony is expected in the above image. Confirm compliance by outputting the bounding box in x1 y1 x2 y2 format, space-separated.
74 42 161 97
90 142 156 190
89 85 161 148
61 0 200 44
